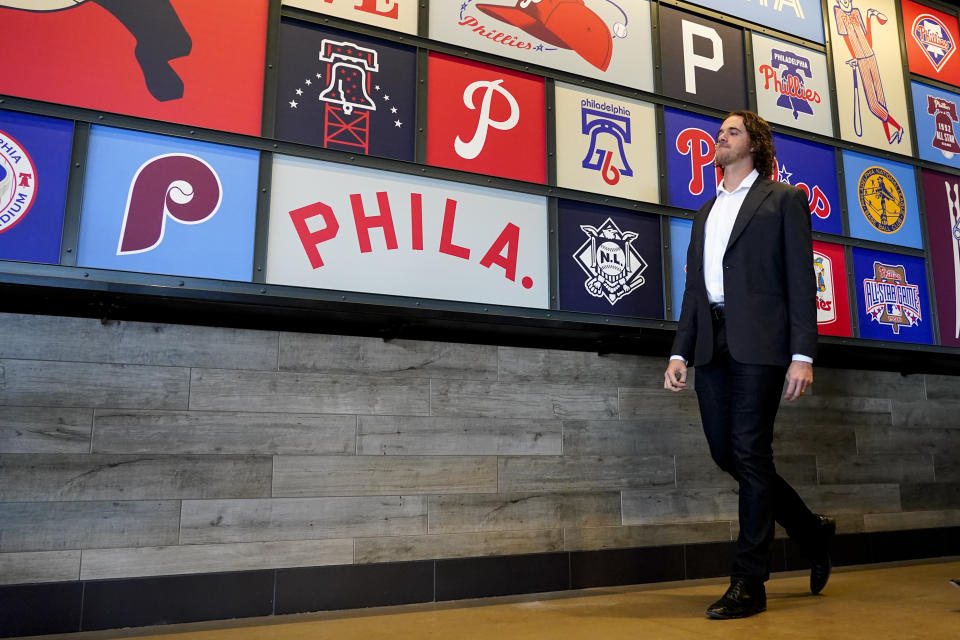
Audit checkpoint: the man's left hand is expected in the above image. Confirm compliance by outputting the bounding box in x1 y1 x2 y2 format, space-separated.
784 361 813 401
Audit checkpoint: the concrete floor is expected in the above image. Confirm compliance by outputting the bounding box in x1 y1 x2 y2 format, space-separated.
34 558 960 640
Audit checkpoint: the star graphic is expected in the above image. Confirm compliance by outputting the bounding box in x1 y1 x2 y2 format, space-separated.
383 95 390 101
289 100 299 108
316 73 322 79
778 163 793 184
390 106 398 114
394 119 403 128
375 85 381 91
296 88 303 96
305 79 312 86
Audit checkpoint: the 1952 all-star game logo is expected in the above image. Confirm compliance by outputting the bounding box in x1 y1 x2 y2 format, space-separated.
858 166 905 233
863 261 922 334
573 216 646 304
0 128 37 234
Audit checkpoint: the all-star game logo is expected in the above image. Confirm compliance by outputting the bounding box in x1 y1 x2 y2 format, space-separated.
863 261 922 334
573 217 646 304
0 128 37 234
913 13 956 72
858 166 905 233
580 97 632 185
926 95 960 159
813 250 836 324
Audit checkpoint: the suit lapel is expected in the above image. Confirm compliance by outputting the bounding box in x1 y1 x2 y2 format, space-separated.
725 177 773 252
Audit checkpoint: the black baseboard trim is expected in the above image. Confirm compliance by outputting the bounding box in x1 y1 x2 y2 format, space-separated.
2 526 958 638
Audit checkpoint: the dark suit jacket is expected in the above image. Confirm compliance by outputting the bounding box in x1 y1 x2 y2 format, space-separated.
671 176 818 367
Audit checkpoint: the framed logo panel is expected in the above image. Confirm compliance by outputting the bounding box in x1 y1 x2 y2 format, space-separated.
76 126 259 280
426 53 546 183
828 0 912 154
428 0 653 91
852 247 933 344
683 0 824 44
902 0 960 87
812 240 852 337
554 83 658 203
275 20 416 162
920 168 960 347
0 111 72 265
664 108 722 211
669 217 693 322
752 33 833 137
772 133 842 236
282 0 418 35
912 80 960 170
0 0 268 136
659 6 747 113
266 155 549 308
557 200 663 318
842 150 922 249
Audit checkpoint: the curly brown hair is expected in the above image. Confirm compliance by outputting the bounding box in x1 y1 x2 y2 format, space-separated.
725 110 777 178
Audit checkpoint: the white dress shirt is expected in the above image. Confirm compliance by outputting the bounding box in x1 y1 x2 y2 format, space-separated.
671 169 812 364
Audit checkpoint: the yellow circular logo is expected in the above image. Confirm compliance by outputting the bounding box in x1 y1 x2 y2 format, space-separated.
858 167 905 234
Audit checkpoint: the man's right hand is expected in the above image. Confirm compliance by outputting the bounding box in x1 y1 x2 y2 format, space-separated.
664 359 688 392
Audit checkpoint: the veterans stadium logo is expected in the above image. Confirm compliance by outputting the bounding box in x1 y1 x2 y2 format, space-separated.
913 14 956 72
863 261 922 334
758 49 822 120
581 98 632 185
813 250 836 325
858 166 905 233
0 129 37 234
573 217 646 304
927 95 960 159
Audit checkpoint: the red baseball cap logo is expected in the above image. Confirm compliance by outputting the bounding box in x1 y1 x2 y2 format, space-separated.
476 0 613 71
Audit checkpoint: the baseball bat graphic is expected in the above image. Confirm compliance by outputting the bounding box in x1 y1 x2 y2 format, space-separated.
850 61 863 137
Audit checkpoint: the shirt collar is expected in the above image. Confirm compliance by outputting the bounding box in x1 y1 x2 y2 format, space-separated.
717 169 759 196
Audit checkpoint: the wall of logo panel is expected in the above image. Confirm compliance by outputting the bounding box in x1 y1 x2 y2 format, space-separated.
3 0 960 349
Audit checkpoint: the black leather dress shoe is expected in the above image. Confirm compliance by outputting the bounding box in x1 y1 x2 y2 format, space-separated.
809 514 836 595
705 578 767 619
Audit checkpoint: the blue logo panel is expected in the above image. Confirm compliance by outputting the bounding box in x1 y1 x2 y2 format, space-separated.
77 126 259 281
0 111 73 264
773 133 842 236
684 0 824 44
842 150 922 249
664 108 723 212
557 199 663 318
669 217 693 321
852 248 933 344
912 80 960 170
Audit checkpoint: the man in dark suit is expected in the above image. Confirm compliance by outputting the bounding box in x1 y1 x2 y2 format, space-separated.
664 110 835 619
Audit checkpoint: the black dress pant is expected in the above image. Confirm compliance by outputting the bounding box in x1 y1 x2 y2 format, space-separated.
694 311 818 582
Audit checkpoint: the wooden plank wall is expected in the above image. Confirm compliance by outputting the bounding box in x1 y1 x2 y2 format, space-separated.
1 312 958 586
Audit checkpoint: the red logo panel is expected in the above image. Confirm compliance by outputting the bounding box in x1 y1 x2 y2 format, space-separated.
903 0 960 87
812 240 852 338
0 0 268 136
427 53 545 183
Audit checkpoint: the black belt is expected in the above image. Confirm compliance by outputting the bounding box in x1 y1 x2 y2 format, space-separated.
710 303 725 321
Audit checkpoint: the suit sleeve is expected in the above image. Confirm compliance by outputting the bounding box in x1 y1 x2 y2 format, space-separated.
670 220 699 361
783 186 818 359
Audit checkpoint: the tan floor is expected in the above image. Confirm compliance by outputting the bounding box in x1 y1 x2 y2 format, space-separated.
35 558 960 640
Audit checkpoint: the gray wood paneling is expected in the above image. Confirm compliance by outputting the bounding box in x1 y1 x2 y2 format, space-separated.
0 454 272 501
562 420 709 457
900 482 960 511
892 400 960 427
817 455 935 485
0 550 81 585
622 488 739 525
857 425 960 455
273 456 497 497
775 396 892 426
357 416 561 455
674 455 817 489
92 410 356 455
179 496 427 544
811 369 924 399
355 529 563 564
80 539 354 580
498 348 665 386
0 360 189 409
0 501 180 552
618 390 702 421
935 455 960 482
0 313 278 370
497 455 675 492
428 492 622 534
0 407 92 453
795 484 902 514
773 424 858 455
924 374 960 400
280 334 497 380
564 522 732 551
430 380 617 419
863 509 960 532
188 369 429 415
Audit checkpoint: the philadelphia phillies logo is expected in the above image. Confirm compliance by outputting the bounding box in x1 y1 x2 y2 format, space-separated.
0 128 36 234
813 250 836 325
926 95 960 159
573 217 646 304
455 79 520 159
758 49 821 120
913 13 956 72
117 154 222 255
581 99 632 185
